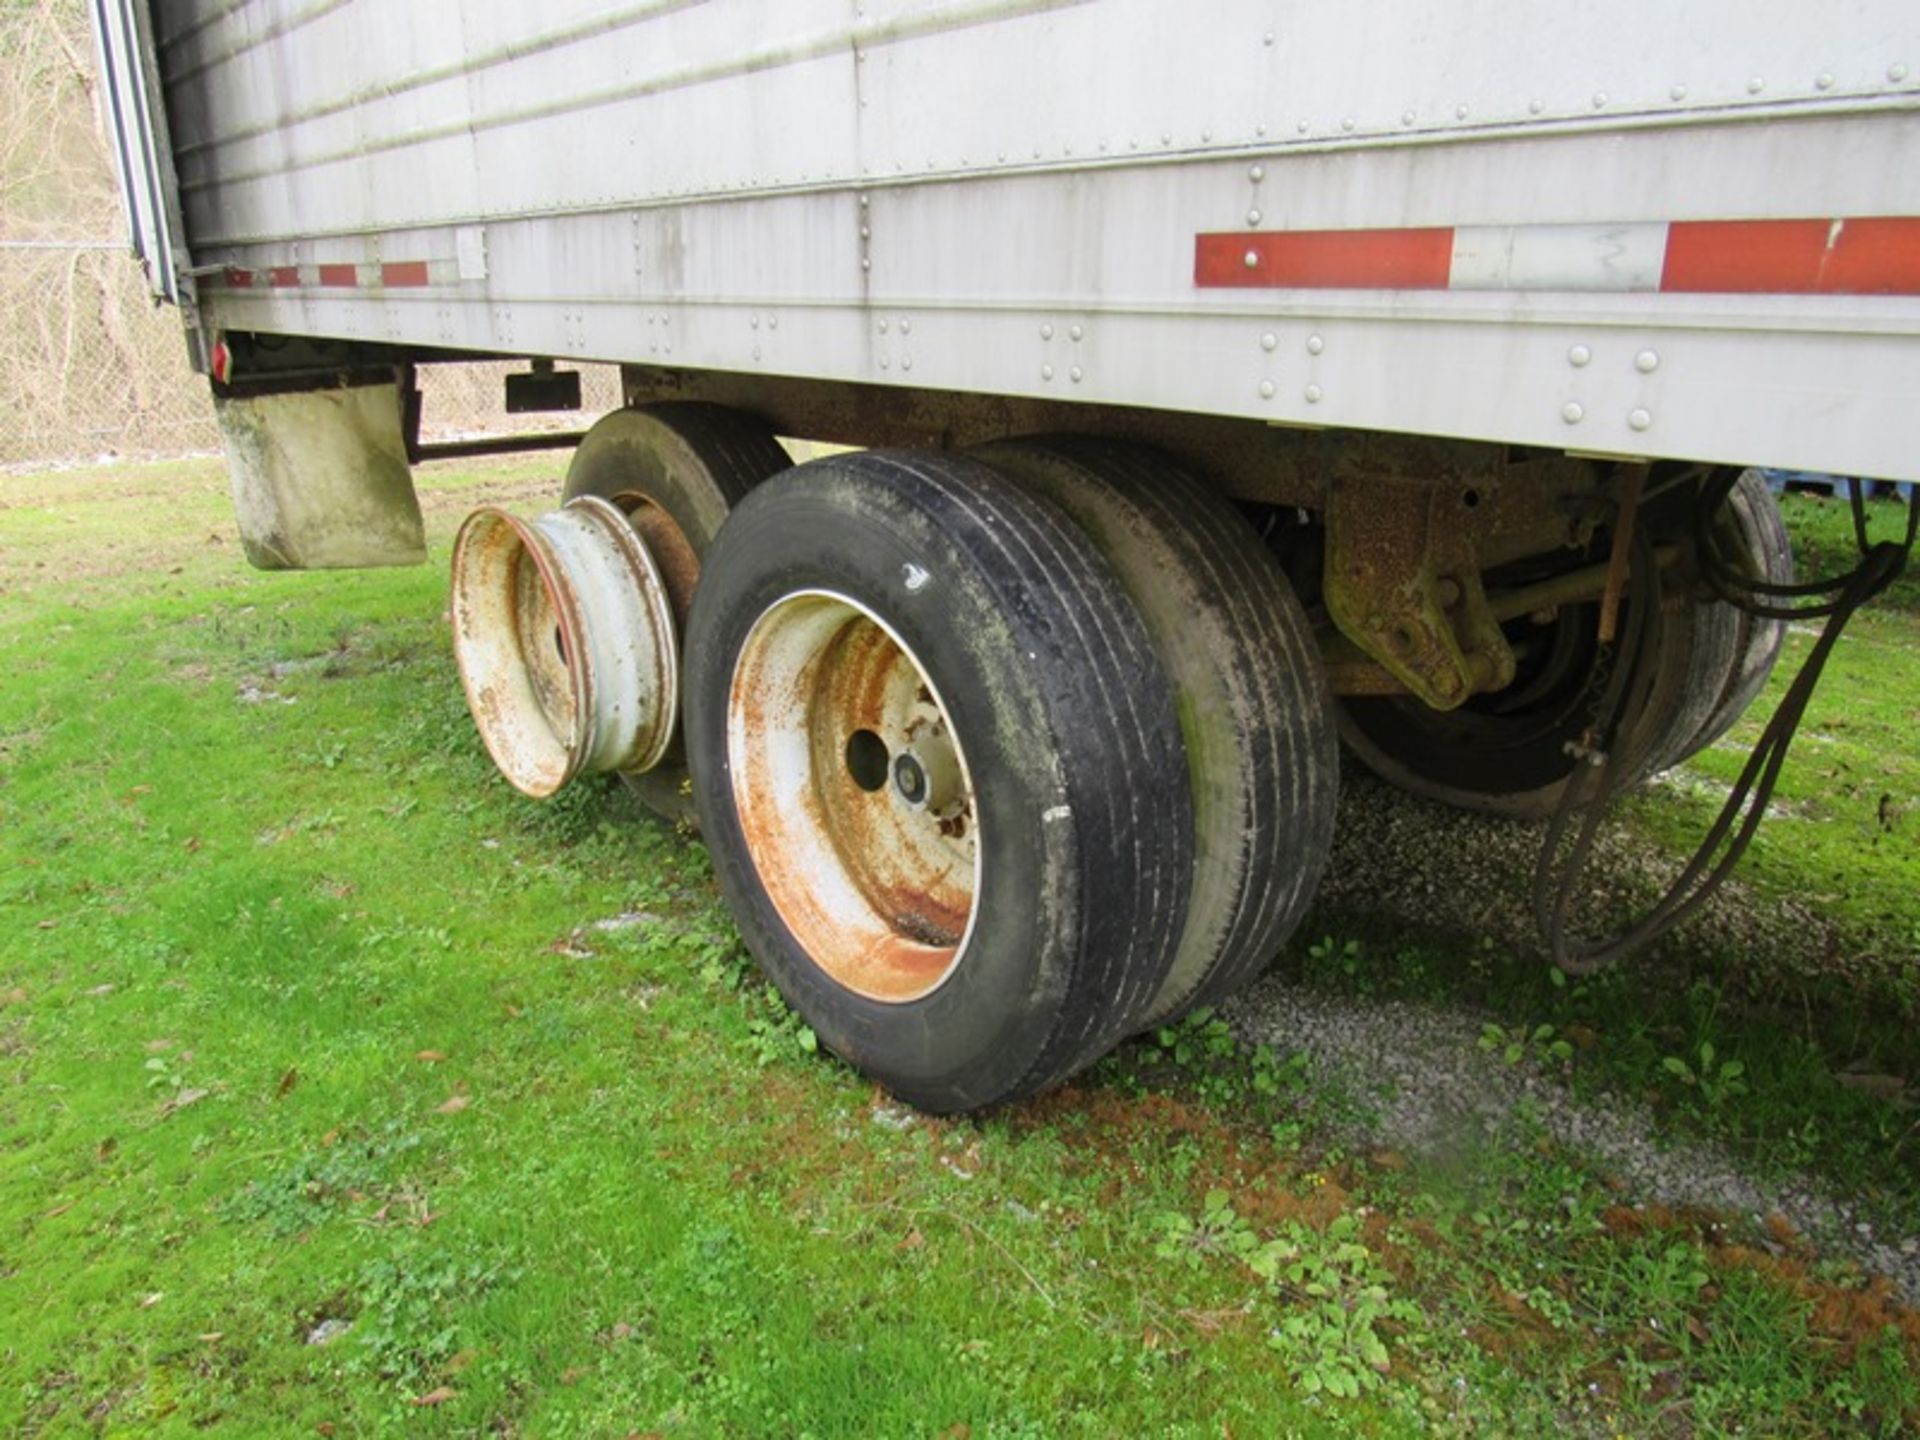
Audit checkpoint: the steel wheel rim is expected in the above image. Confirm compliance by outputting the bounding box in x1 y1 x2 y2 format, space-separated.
449 498 678 798
727 590 981 1004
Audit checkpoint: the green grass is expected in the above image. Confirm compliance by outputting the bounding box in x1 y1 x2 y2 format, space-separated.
1773 489 1920 616
3 457 1918 1435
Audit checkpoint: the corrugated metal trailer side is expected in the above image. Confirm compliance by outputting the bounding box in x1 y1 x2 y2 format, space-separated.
142 0 1920 481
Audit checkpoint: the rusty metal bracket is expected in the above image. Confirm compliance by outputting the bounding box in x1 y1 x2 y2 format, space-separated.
1597 462 1649 644
1322 474 1518 710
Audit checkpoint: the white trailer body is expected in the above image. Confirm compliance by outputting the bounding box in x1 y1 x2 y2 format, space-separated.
109 0 1920 481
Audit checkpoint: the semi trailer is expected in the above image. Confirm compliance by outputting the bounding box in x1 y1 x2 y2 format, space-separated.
91 0 1920 1111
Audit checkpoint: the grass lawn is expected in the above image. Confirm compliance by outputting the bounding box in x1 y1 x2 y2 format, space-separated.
2 459 1917 1436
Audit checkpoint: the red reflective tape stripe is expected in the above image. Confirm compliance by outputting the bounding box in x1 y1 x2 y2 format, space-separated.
1197 216 1920 294
214 259 446 289
1815 218 1920 294
1661 217 1920 295
1196 228 1455 289
1661 219 1830 293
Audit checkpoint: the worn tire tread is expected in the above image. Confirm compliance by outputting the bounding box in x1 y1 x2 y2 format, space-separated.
973 437 1337 1025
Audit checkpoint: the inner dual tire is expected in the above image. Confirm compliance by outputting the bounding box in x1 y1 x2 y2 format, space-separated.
684 451 1196 1111
971 438 1337 1026
562 403 793 824
1681 470 1793 760
1340 470 1792 819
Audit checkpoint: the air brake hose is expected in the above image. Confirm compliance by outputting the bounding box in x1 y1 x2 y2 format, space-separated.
1533 474 1916 974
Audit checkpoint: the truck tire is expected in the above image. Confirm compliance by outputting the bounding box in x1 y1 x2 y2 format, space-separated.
971 437 1336 1025
1646 587 1744 775
1665 470 1793 763
683 450 1193 1112
562 404 790 823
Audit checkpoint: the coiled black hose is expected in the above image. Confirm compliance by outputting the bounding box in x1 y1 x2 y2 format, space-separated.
1534 473 1917 973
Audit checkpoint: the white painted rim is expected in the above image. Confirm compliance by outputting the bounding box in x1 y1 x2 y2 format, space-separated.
449 497 678 798
727 589 982 1004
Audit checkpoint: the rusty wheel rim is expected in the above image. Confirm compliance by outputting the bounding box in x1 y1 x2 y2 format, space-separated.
449 498 678 798
728 591 981 1004
608 492 703 629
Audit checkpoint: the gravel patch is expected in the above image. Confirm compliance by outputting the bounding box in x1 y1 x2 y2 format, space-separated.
1228 766 1920 1300
1311 767 1882 989
1229 977 1920 1301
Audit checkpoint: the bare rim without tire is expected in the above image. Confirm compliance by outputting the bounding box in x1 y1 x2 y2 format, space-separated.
449 495 678 798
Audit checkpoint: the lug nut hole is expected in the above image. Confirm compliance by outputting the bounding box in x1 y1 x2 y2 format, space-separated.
845 728 890 792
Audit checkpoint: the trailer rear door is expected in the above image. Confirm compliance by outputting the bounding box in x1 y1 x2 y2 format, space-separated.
89 0 181 304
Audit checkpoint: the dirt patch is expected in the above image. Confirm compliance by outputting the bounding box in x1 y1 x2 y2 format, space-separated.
1013 1085 1259 1183
1467 1278 1569 1362
1582 1202 1920 1375
1717 1243 1920 1364
1006 1083 1373 1237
